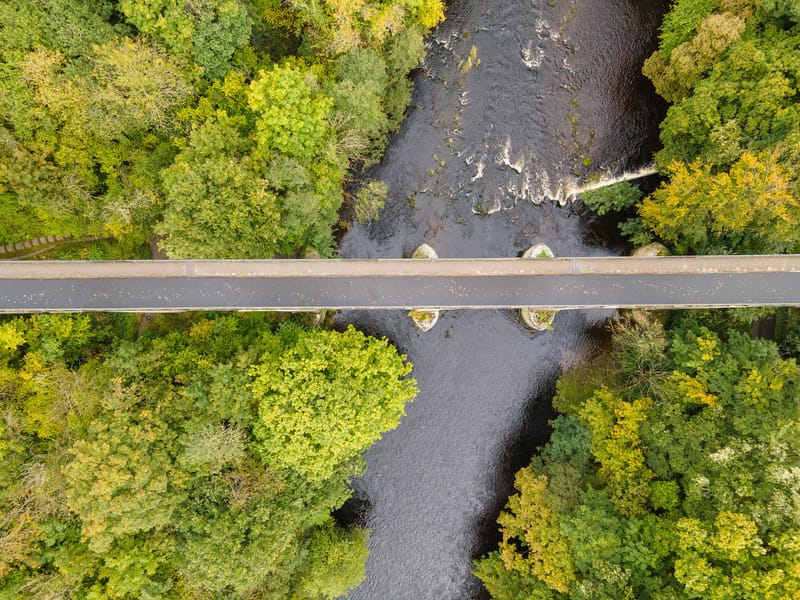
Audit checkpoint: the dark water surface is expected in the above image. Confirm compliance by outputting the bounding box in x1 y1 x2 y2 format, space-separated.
335 1 667 597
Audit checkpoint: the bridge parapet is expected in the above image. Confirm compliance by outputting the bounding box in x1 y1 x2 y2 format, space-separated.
3 255 800 279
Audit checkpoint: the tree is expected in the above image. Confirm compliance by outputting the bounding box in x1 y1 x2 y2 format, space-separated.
329 48 391 162
248 63 333 160
579 182 649 244
353 180 388 222
0 0 117 61
295 521 369 599
264 153 343 256
63 413 185 553
643 12 746 103
119 0 251 79
244 63 348 255
654 26 800 169
638 151 800 254
157 113 284 259
251 325 417 482
384 25 426 126
174 492 302 596
286 0 444 55
492 468 576 594
580 182 642 216
761 0 800 23
578 389 654 516
655 0 721 58
13 38 193 238
24 39 192 166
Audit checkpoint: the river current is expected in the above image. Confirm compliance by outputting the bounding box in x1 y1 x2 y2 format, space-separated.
334 0 668 597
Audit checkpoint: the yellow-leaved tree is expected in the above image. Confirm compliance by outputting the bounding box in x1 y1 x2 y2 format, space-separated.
639 151 800 254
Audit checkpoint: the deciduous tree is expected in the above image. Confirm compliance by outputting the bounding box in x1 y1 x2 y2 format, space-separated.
251 325 417 481
639 151 800 254
157 113 284 258
119 0 251 79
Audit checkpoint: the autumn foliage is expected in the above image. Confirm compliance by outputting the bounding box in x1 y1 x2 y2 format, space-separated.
475 320 800 599
0 314 417 598
0 0 443 255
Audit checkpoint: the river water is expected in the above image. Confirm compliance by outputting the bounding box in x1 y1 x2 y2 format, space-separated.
334 0 668 598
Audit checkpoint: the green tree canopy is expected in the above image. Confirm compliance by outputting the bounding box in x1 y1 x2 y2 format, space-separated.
286 0 444 55
248 63 334 160
251 325 417 482
0 314 417 598
0 0 436 253
476 322 800 599
157 113 284 258
1 37 193 241
646 1 800 171
643 11 746 104
119 0 251 79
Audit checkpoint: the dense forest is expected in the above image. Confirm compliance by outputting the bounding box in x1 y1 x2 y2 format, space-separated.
477 1 800 598
475 314 800 599
0 0 444 258
0 1 438 596
0 313 417 597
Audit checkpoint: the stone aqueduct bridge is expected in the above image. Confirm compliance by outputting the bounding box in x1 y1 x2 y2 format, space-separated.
2 255 800 313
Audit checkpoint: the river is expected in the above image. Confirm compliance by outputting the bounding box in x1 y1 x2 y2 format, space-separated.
334 0 668 598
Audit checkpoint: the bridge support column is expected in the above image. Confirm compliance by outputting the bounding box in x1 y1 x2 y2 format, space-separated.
629 242 670 327
409 244 440 331
520 244 557 331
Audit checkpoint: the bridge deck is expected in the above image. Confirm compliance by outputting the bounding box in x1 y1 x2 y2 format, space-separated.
1 256 800 313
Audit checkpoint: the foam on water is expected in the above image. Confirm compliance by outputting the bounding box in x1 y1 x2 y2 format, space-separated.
565 164 659 200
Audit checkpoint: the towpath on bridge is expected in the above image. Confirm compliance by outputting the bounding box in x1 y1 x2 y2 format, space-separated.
2 255 800 313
